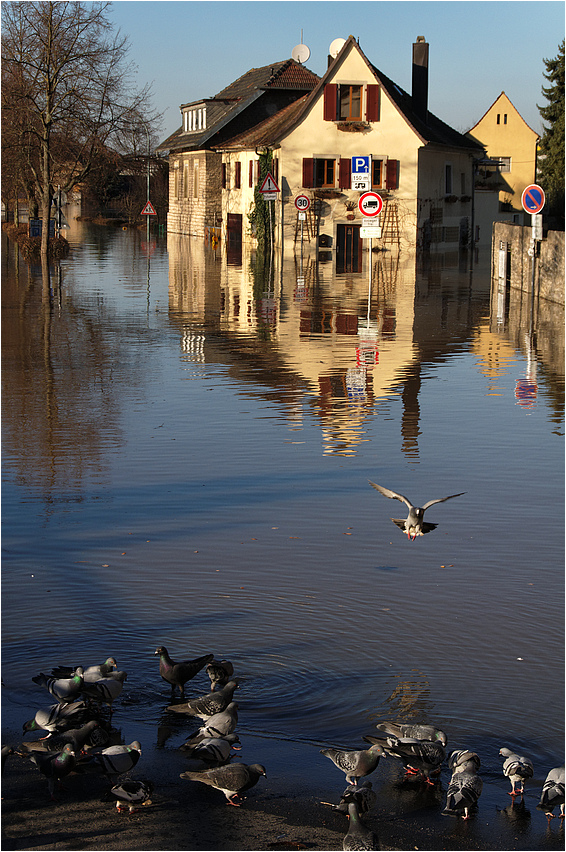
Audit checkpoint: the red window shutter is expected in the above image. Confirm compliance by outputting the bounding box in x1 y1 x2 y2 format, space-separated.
249 160 254 188
366 85 380 121
222 163 227 189
323 84 338 121
235 161 241 189
339 158 351 189
272 158 278 182
302 158 314 188
386 159 398 189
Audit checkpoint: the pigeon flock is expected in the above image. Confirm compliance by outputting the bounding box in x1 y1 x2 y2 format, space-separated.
3 637 563 848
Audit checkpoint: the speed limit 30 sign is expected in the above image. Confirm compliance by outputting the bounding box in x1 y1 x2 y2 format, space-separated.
294 195 311 211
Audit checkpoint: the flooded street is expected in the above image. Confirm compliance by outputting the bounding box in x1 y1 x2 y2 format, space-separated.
2 219 564 851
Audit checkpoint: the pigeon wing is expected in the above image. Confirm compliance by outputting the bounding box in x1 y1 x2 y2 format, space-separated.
368 481 414 509
421 492 465 511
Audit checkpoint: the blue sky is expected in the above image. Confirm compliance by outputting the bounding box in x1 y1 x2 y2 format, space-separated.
108 1 564 141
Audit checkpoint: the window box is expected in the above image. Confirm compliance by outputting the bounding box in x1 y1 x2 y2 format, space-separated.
444 194 458 203
336 121 371 132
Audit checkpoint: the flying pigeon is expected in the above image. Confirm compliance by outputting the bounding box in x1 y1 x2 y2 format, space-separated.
206 659 235 691
364 734 445 784
368 480 465 539
320 743 385 786
155 647 214 697
106 780 154 813
442 764 483 820
75 741 142 781
322 780 377 815
375 720 447 747
342 798 379 851
167 680 239 718
180 762 266 806
499 747 534 796
180 733 241 763
448 749 481 772
28 744 76 799
536 765 565 822
50 658 118 681
32 668 84 703
23 700 90 738
181 702 239 746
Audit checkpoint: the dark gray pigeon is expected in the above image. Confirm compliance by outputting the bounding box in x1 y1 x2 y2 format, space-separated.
40 720 107 753
376 721 447 747
50 658 118 681
23 700 90 738
536 765 565 822
499 747 534 796
75 741 141 782
180 733 241 762
32 669 84 703
364 735 445 784
320 743 385 785
442 764 483 820
106 779 154 813
180 762 266 806
206 659 235 691
448 749 481 772
28 743 76 799
155 646 214 697
167 680 239 718
323 780 377 815
181 702 239 746
81 673 126 713
368 480 465 539
343 798 379 850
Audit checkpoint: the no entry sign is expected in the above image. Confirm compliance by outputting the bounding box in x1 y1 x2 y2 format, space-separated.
358 191 383 217
521 184 545 214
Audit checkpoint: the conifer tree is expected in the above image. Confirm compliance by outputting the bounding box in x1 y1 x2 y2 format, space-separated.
537 40 564 226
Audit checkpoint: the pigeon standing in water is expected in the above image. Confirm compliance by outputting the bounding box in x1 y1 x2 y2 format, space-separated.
206 660 235 691
375 721 447 747
364 735 445 784
180 762 266 806
155 647 214 697
167 680 239 718
368 480 465 539
28 744 76 799
180 733 241 763
50 658 118 681
32 669 84 703
181 702 239 746
22 701 91 738
499 747 534 796
442 751 483 820
320 743 385 785
537 765 565 822
342 798 379 850
322 780 377 815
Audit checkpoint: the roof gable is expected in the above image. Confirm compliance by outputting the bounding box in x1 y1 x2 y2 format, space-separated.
467 91 539 138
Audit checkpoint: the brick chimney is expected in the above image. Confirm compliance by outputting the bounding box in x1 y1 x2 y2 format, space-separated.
412 36 429 123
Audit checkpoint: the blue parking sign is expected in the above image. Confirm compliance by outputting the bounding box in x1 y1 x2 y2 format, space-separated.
352 156 370 174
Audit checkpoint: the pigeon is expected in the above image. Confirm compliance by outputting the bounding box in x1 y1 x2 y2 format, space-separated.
23 700 90 738
181 702 239 746
323 780 377 815
167 680 239 718
155 647 214 697
28 744 76 799
536 765 565 822
75 741 142 781
31 720 108 753
343 798 379 850
442 764 483 820
180 733 241 763
375 721 447 747
448 750 481 772
180 762 266 806
32 668 84 703
207 659 234 691
368 480 465 540
50 658 118 681
320 743 385 785
499 747 534 796
81 673 126 712
364 735 445 784
106 780 154 813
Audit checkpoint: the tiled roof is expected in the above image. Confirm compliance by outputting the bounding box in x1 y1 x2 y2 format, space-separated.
215 96 309 151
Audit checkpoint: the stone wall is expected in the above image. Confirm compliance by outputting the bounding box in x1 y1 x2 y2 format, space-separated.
492 222 565 307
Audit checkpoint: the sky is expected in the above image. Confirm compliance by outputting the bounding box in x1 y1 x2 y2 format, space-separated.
108 0 565 143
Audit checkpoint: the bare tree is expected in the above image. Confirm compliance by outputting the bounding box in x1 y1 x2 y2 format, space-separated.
2 1 158 255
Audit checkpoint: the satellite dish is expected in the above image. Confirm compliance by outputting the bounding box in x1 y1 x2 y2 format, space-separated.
292 43 310 64
329 37 346 58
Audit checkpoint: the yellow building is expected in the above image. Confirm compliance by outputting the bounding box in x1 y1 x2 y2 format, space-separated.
466 92 539 220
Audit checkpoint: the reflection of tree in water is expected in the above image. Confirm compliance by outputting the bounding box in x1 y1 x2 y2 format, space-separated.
368 670 434 722
2 240 147 502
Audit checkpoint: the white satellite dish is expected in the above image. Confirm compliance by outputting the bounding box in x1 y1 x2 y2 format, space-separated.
292 43 311 64
329 37 346 58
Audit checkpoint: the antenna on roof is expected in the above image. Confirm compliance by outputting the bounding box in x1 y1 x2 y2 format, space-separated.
329 37 346 58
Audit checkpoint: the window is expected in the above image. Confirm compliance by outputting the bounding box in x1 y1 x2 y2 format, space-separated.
372 159 384 189
315 158 335 187
445 164 453 194
496 157 511 172
222 163 228 189
460 172 466 194
496 113 507 126
249 160 259 187
234 161 241 189
183 163 189 198
174 165 180 199
339 85 362 120
193 160 199 198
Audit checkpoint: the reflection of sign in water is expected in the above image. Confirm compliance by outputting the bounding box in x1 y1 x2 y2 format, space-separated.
515 378 537 409
294 278 308 301
259 296 277 325
356 345 379 367
346 367 367 400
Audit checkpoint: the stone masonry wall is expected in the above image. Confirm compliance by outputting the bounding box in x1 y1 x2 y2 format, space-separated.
492 222 565 307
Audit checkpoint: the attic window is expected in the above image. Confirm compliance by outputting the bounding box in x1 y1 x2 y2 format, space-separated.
339 85 362 120
184 106 206 132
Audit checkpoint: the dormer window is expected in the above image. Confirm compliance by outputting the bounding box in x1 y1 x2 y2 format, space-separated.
183 105 207 133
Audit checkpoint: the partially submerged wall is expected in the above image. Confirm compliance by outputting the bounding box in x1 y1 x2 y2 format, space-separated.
492 222 565 306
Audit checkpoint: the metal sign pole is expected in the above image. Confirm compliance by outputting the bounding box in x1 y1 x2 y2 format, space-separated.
367 238 372 327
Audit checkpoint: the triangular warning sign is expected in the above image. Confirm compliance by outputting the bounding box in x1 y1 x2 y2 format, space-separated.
259 172 280 193
141 200 157 215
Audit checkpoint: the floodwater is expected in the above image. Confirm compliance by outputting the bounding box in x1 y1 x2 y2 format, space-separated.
2 216 564 851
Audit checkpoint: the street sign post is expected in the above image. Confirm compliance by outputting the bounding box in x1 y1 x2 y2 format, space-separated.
358 191 383 217
141 201 157 215
259 172 280 201
294 194 310 211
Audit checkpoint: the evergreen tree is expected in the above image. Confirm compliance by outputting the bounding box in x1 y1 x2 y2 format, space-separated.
537 40 564 227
